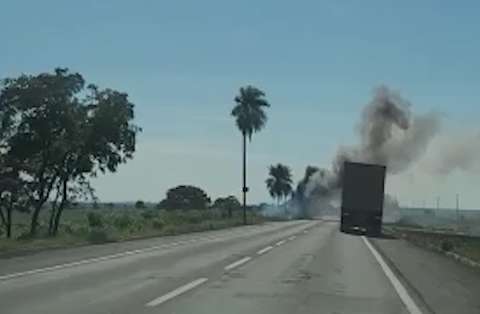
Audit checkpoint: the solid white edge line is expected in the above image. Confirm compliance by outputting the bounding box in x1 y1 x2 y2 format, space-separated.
0 222 305 281
145 277 208 307
0 244 167 281
0 238 203 281
256 246 273 255
362 236 423 314
224 256 252 271
275 240 286 246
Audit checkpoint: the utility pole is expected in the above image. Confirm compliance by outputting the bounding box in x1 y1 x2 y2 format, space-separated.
436 196 439 210
242 133 248 225
456 193 460 230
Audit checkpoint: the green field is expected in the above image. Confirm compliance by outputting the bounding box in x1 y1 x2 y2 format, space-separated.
0 207 264 256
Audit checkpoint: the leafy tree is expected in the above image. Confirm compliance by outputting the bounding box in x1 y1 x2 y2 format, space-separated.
135 200 146 209
212 195 241 218
266 164 293 207
231 86 270 224
0 68 140 236
159 185 211 210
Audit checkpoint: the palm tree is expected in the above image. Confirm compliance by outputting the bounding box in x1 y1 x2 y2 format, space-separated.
232 86 270 224
266 164 293 208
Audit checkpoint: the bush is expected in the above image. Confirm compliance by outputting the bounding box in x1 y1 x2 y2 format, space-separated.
135 200 146 209
35 222 50 238
87 229 110 244
87 212 104 228
162 225 177 235
152 218 165 230
141 209 157 220
113 214 134 230
62 222 75 235
16 232 32 241
131 220 145 232
441 239 454 252
74 225 89 236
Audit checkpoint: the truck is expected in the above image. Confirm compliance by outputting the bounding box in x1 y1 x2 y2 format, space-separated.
340 161 386 236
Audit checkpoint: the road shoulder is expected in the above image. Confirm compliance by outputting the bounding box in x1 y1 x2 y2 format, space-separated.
372 237 480 314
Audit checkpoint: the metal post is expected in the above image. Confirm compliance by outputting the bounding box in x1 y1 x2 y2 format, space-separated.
456 193 460 230
242 133 247 225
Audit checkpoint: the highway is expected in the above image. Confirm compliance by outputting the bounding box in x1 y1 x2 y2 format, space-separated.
0 220 426 314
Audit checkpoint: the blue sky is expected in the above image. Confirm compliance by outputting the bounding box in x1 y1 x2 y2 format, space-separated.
2 1 480 208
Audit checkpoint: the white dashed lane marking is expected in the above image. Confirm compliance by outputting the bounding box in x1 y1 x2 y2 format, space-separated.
256 246 273 255
145 278 208 307
224 257 252 271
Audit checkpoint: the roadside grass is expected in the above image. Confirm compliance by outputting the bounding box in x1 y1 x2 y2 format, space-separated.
386 226 480 264
0 208 264 256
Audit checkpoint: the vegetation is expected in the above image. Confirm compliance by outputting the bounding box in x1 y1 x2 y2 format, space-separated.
158 185 211 210
0 71 275 253
265 164 293 206
135 200 146 209
0 68 140 238
388 228 480 264
0 206 264 255
231 86 271 224
212 195 241 218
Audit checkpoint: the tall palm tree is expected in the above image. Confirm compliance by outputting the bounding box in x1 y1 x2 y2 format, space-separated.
232 86 270 224
266 164 293 207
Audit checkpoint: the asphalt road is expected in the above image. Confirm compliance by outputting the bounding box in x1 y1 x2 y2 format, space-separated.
0 220 424 314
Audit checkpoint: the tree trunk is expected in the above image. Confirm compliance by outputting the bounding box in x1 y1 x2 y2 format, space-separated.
52 207 63 236
0 207 6 234
48 207 56 236
52 180 68 236
6 201 12 238
242 132 247 225
30 175 58 236
48 188 61 235
30 204 41 236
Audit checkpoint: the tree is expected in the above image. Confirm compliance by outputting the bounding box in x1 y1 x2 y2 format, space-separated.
212 195 241 218
135 200 146 209
231 86 270 224
0 68 140 236
158 185 211 210
265 164 293 207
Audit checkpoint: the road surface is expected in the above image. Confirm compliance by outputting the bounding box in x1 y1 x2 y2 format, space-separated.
0 220 426 314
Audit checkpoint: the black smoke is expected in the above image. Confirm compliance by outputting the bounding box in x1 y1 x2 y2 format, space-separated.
297 86 440 216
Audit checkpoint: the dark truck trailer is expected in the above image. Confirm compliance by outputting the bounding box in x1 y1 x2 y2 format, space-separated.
340 161 386 236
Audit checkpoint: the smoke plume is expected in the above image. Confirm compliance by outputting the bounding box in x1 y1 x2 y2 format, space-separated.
299 86 440 215
428 132 480 175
